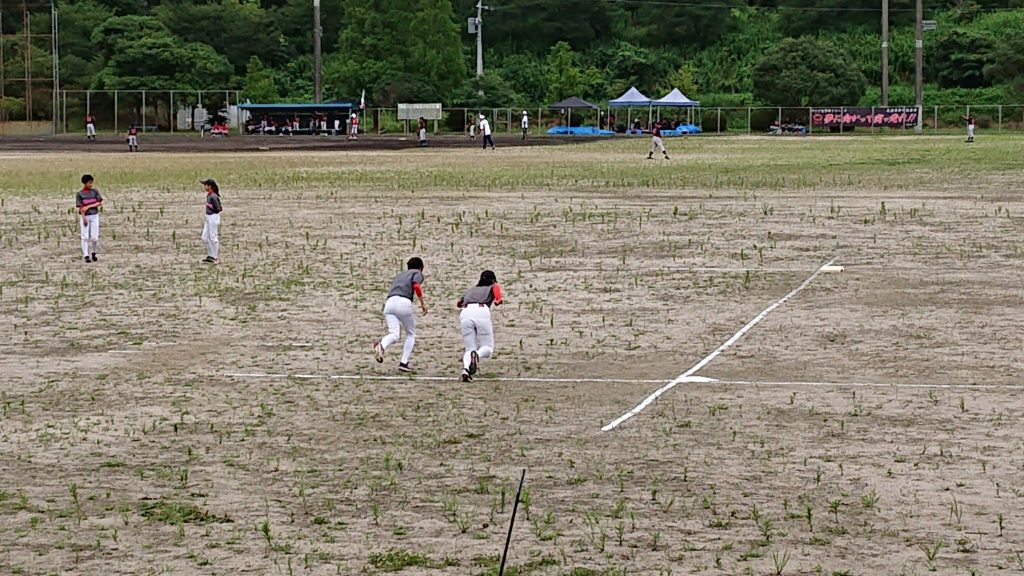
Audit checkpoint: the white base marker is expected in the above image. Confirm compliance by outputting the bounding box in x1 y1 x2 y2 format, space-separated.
601 259 836 432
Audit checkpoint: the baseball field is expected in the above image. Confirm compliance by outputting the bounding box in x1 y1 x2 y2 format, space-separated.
1 135 1023 575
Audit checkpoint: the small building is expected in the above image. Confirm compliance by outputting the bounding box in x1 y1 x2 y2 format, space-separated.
238 102 355 135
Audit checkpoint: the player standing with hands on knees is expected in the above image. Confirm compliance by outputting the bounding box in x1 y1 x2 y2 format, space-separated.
76 175 103 263
200 179 223 264
456 270 503 382
374 258 428 372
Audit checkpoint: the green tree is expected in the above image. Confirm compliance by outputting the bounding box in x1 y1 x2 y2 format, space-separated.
931 30 994 89
326 0 465 105
544 42 582 101
984 34 1024 100
155 0 288 73
90 16 232 90
241 56 280 102
752 37 867 106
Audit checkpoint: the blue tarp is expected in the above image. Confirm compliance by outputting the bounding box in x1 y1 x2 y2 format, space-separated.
662 125 702 136
608 86 652 107
546 126 615 136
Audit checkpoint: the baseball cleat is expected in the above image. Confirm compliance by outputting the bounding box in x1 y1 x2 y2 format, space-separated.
202 256 215 263
373 340 384 363
398 363 415 373
469 351 479 375
84 256 91 263
462 369 473 383
91 254 98 262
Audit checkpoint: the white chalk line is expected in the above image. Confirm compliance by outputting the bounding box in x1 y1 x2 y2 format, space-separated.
704 379 1024 391
224 372 666 385
601 258 836 432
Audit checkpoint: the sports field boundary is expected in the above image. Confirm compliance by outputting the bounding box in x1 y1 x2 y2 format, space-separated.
601 258 836 432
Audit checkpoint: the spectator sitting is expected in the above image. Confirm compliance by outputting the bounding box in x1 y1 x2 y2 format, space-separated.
211 122 229 137
280 121 292 136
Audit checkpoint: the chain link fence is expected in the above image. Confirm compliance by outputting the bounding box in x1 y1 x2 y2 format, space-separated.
5 90 1024 138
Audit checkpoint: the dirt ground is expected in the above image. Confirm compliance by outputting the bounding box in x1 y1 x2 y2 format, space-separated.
1 138 1023 576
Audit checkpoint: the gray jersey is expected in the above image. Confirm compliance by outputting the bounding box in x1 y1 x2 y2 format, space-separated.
460 284 499 307
387 269 424 300
206 192 222 215
76 188 103 215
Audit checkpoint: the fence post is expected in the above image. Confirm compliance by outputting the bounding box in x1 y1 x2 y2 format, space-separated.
808 107 812 136
86 89 91 116
114 91 118 134
933 106 937 133
716 108 721 134
747 107 751 135
62 90 67 134
998 105 1002 133
169 91 174 133
142 90 146 132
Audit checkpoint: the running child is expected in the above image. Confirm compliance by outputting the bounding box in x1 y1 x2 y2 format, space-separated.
646 121 669 160
76 175 103 262
456 270 503 382
200 179 223 264
374 258 428 372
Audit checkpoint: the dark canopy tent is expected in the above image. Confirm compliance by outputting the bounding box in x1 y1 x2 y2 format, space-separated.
547 96 600 129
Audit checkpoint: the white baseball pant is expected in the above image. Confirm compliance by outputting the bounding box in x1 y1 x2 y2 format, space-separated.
382 295 416 364
128 135 137 148
80 214 99 256
202 213 220 259
650 136 665 153
460 305 494 370
967 125 975 139
86 123 96 137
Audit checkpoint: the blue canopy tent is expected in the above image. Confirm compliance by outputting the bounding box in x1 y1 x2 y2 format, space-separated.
607 87 652 134
652 89 702 135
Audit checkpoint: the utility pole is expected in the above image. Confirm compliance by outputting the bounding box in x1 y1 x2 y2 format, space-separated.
881 0 889 106
314 0 322 103
914 0 923 133
475 1 484 80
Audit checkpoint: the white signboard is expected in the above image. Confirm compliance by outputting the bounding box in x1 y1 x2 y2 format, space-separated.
398 103 443 121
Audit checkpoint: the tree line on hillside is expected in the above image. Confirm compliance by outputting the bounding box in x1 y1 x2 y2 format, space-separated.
10 0 1024 108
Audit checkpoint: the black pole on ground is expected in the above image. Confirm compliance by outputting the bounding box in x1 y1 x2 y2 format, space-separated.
498 469 527 576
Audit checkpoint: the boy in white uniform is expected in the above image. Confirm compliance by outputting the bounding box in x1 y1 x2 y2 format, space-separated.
76 175 103 262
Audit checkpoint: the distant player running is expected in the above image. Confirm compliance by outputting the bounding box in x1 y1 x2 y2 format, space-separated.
456 270 503 382
127 125 139 152
200 179 223 264
76 175 103 262
647 122 670 160
374 257 428 372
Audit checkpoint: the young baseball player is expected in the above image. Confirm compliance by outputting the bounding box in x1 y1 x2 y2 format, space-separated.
200 179 223 264
349 112 359 140
647 122 670 160
417 117 427 147
962 114 975 143
479 114 495 150
456 270 503 382
521 111 529 140
467 118 477 141
126 125 139 152
76 175 103 262
373 257 428 372
85 114 96 140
